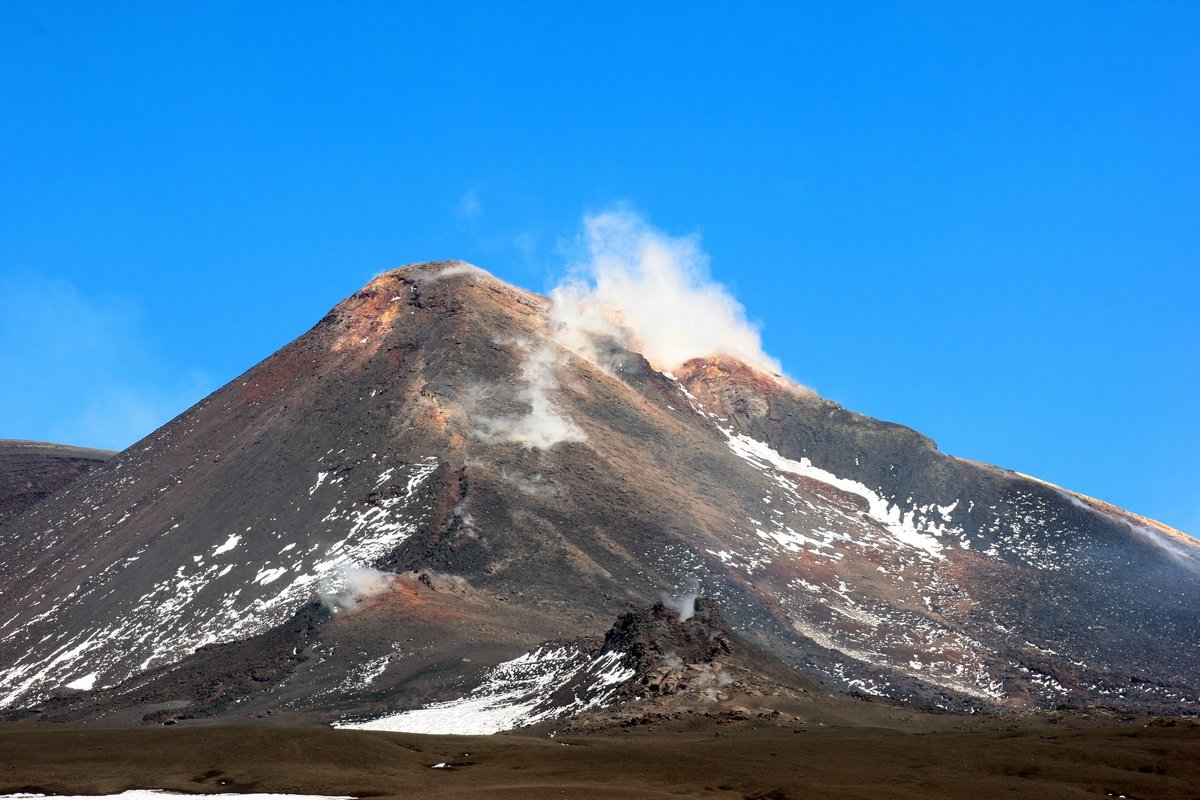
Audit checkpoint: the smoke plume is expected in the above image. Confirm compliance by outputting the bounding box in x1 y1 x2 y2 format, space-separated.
660 585 701 621
696 663 735 702
1055 488 1200 572
317 565 394 612
550 209 782 376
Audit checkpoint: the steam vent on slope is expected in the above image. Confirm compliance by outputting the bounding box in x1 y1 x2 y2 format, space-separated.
1 260 1198 734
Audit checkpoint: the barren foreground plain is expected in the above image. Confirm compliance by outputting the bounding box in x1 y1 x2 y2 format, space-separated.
2 717 1198 799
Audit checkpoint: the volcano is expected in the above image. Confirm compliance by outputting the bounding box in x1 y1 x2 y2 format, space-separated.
1 261 1196 730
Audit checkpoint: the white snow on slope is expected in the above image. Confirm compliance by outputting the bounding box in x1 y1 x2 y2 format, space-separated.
0 457 440 710
213 533 241 556
64 672 97 691
722 429 945 560
337 647 633 735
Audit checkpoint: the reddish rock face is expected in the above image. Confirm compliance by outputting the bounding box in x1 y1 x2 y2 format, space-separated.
1 262 1196 727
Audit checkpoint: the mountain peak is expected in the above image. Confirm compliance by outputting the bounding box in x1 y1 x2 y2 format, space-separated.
319 261 546 356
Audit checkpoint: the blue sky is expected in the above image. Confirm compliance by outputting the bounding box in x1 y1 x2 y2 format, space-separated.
1 2 1196 535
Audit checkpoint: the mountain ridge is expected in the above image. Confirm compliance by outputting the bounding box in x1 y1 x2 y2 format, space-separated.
0 439 115 529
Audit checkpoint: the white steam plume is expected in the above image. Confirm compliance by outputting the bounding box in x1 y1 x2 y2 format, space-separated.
473 340 586 450
1056 490 1200 572
696 663 734 702
550 209 782 375
318 565 394 613
660 586 701 621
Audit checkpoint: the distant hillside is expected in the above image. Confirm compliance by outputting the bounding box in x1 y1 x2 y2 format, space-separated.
0 440 115 528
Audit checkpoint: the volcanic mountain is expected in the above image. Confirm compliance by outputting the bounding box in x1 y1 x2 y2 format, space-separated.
1 261 1196 729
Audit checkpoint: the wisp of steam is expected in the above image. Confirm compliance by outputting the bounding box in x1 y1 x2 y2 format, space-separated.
471 339 587 449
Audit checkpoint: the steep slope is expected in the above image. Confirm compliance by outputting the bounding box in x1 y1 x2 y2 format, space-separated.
0 261 1196 727
0 440 114 527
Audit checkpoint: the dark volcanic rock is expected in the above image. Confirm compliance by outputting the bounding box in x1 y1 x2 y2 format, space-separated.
531 598 885 735
608 598 821 700
605 600 736 676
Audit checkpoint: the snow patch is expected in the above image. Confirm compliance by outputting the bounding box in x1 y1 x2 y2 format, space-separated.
723 430 945 560
336 646 633 735
65 672 97 691
213 534 241 556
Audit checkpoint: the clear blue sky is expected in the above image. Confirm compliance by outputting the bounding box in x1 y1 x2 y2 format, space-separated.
1 2 1196 535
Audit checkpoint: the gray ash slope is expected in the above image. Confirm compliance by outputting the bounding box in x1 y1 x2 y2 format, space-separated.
0 261 1196 726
